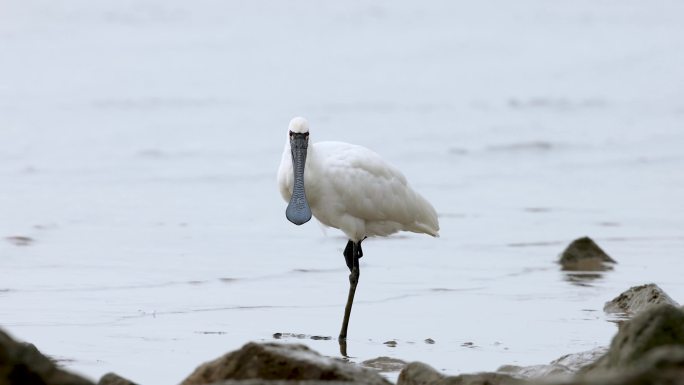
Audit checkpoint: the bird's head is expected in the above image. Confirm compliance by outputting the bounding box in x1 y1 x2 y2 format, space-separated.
288 116 309 134
285 117 312 226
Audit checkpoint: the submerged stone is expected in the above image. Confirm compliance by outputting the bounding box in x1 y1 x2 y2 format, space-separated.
558 237 616 271
361 357 407 372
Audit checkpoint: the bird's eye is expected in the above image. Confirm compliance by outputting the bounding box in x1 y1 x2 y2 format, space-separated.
289 131 294 137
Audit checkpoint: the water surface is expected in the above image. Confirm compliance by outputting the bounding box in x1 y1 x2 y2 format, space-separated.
1 1 684 383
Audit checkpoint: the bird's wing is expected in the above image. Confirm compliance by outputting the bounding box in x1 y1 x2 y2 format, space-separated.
315 142 438 235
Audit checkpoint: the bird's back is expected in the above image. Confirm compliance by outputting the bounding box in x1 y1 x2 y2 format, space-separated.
308 141 439 240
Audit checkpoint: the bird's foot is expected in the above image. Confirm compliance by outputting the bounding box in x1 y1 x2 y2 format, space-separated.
338 337 349 357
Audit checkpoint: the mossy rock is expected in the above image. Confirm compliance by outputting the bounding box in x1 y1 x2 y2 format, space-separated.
584 304 684 372
604 283 679 316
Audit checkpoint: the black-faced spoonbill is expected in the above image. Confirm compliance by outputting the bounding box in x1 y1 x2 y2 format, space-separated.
277 117 439 355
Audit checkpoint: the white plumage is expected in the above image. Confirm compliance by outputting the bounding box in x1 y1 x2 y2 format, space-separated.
277 117 439 349
277 118 439 242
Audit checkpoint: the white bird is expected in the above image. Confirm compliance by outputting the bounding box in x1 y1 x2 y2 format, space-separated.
277 117 439 354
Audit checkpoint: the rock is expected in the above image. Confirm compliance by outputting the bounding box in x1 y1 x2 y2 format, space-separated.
497 305 684 385
361 357 407 372
558 237 616 271
180 342 391 385
97 372 138 385
497 347 607 379
496 302 684 384
0 328 94 385
556 345 684 385
618 345 684 384
399 362 519 385
188 378 354 385
583 304 684 372
498 364 572 379
398 362 445 385
546 347 608 373
603 283 679 316
440 373 521 385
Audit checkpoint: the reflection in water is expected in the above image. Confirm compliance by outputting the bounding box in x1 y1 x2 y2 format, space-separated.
563 272 605 287
561 259 615 272
561 262 613 287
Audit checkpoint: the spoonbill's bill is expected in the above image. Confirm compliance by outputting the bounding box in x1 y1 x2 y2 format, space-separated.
277 117 439 354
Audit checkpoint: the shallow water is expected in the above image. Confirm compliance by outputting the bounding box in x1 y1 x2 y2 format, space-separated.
2 1 684 383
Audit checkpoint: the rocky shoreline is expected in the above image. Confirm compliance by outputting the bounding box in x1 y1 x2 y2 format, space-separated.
2 238 683 385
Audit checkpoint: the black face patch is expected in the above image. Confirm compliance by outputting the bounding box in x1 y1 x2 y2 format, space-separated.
289 131 309 139
289 132 309 150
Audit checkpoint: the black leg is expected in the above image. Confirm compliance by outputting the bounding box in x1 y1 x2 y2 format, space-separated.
343 240 354 271
339 241 361 356
343 238 366 271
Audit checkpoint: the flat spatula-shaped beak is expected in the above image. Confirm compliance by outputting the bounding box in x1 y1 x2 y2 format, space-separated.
286 133 312 225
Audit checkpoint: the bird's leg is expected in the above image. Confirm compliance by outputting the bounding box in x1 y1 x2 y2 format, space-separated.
339 240 361 356
357 236 367 259
343 237 366 271
343 240 354 271
342 237 368 271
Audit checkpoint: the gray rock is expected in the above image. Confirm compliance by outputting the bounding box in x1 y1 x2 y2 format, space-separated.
438 373 521 385
180 342 391 385
558 237 616 271
547 347 608 373
201 382 358 385
584 304 684 372
552 346 684 385
498 364 572 379
399 362 519 385
97 372 138 385
398 362 445 385
603 283 679 316
498 306 684 385
0 328 94 385
402 305 684 385
498 347 607 380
